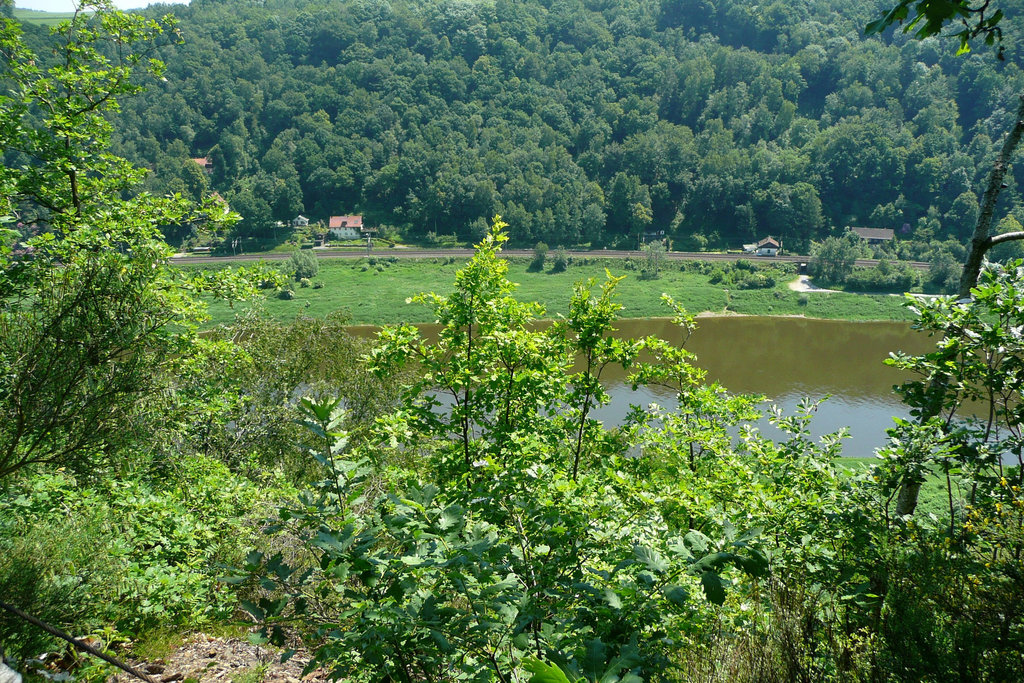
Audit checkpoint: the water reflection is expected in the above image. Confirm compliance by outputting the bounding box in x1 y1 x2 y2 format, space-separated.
350 316 936 458
608 317 934 457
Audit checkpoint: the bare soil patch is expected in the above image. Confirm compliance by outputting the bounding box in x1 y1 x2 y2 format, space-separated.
108 635 328 683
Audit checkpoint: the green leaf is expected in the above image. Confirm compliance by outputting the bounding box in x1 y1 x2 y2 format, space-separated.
601 644 643 683
735 549 770 578
684 530 709 554
633 545 668 574
439 504 464 530
664 585 689 606
582 638 607 681
218 575 248 585
241 600 265 621
700 571 727 605
602 588 623 609
429 630 454 653
523 657 575 683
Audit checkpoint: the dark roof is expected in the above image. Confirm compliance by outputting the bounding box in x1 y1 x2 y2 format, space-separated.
850 227 894 241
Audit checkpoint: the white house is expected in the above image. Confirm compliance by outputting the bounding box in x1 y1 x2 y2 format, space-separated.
328 215 363 239
754 236 780 256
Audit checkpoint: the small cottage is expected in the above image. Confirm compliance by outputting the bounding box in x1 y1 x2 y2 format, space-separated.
642 229 666 244
292 215 309 227
191 157 213 174
849 227 895 245
754 236 780 256
328 215 363 240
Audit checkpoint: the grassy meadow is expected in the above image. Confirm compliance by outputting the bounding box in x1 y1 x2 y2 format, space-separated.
12 8 84 25
193 255 918 327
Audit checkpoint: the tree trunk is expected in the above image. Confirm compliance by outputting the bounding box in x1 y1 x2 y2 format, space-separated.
958 94 1024 299
895 94 1024 519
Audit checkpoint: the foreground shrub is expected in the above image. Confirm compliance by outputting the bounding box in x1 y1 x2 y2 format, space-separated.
0 456 268 658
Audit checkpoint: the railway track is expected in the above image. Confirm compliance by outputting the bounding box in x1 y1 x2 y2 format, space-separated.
172 248 931 271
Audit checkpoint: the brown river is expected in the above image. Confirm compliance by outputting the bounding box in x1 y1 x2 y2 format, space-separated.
598 316 935 457
350 316 936 458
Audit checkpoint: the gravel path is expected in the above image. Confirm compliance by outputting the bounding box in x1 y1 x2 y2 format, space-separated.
787 275 838 293
107 635 329 683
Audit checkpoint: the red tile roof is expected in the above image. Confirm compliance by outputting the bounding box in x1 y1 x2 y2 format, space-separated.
328 215 363 229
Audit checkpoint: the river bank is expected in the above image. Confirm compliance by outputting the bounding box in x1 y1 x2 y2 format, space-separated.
191 257 918 327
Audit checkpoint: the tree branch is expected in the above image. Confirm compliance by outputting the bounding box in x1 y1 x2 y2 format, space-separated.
959 94 1024 298
988 230 1024 246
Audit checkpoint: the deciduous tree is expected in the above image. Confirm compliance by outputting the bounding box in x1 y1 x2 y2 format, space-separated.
0 2 278 480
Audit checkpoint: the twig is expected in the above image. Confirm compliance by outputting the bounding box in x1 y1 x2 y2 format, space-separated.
0 601 159 683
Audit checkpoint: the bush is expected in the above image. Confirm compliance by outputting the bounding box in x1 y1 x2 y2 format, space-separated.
288 249 319 280
299 277 311 288
528 241 548 272
736 271 775 289
550 247 569 273
238 230 869 682
0 460 265 657
844 261 919 292
928 251 962 292
278 288 294 300
639 241 665 280
312 280 324 289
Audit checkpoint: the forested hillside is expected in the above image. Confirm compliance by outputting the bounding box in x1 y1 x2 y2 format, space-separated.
17 0 1024 250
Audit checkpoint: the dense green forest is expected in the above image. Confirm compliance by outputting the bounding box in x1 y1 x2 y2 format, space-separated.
3 1 1024 682
11 0 1024 253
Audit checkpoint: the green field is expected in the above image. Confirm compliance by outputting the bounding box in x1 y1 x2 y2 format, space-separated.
12 8 86 25
191 256 918 327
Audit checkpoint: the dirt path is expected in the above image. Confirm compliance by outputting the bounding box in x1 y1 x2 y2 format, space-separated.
107 635 328 683
787 275 838 293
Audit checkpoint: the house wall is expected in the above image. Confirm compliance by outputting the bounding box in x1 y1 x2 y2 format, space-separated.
329 227 360 239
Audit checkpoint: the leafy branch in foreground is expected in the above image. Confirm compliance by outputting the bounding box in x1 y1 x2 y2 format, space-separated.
867 0 1008 58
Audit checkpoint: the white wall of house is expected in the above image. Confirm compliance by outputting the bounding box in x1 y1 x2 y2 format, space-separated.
329 226 360 239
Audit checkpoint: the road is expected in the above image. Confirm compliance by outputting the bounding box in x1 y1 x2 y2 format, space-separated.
172 248 931 271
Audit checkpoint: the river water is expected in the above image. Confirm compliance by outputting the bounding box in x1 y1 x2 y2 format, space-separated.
349 316 935 458
596 317 935 458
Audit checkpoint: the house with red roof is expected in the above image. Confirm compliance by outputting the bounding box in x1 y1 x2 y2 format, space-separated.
328 215 363 240
191 157 213 174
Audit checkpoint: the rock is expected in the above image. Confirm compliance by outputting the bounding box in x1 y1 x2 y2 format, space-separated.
0 662 23 683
